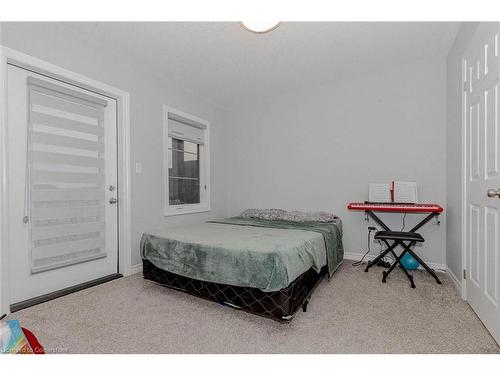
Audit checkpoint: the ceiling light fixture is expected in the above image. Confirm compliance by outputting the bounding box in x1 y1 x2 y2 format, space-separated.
240 21 281 34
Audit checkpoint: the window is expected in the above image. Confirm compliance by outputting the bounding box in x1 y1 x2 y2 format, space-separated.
163 106 210 215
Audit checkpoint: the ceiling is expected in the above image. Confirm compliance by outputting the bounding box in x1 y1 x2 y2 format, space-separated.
58 22 460 110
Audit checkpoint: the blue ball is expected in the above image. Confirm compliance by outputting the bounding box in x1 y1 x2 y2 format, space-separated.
400 253 420 270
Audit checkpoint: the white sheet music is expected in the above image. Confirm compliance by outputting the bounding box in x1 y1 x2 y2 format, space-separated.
392 181 418 203
369 183 392 203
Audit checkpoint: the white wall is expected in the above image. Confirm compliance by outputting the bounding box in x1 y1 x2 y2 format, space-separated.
445 23 481 284
223 58 448 265
0 22 455 275
0 22 229 268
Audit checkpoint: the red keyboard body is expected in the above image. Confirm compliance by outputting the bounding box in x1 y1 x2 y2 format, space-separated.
347 202 443 213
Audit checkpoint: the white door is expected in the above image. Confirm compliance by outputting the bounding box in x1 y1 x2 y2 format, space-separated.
7 64 119 307
465 23 500 345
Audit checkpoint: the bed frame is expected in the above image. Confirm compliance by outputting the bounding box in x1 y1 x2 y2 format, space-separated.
142 259 327 322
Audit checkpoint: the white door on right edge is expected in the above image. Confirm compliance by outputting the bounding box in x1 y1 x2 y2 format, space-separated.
465 22 500 345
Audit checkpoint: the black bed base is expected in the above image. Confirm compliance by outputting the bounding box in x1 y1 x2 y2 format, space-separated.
142 259 327 322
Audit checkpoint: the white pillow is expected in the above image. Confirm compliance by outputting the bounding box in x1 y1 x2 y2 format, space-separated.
283 210 338 223
239 208 287 220
239 208 337 222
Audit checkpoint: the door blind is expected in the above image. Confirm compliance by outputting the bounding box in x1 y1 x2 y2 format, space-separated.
27 77 108 274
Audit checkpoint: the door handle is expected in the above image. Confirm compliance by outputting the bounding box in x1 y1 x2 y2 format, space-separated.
109 197 118 204
487 188 500 198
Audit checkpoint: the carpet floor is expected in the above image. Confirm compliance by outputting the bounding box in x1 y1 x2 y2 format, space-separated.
8 263 500 354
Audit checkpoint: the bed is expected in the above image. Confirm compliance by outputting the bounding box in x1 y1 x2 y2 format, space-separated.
141 211 343 321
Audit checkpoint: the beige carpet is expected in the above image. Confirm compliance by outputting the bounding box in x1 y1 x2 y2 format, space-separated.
7 263 500 354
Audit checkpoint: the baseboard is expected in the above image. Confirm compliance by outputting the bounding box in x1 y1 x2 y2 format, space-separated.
128 263 143 275
343 251 447 273
10 273 122 313
447 267 463 296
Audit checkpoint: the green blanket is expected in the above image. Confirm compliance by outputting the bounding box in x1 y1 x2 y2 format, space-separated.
141 217 343 292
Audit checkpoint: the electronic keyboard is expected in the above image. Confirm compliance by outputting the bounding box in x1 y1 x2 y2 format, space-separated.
347 202 443 213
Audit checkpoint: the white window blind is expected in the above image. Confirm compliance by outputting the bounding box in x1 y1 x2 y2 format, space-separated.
168 112 206 144
27 77 108 273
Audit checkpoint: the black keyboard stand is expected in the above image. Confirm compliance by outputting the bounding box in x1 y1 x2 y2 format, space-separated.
363 210 442 287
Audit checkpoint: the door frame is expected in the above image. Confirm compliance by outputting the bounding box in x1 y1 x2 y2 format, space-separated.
460 54 468 301
0 46 133 316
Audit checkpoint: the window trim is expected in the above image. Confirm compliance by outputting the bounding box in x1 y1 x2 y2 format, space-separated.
163 105 210 216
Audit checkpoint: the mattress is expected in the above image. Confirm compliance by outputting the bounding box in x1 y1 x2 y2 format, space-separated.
140 217 343 292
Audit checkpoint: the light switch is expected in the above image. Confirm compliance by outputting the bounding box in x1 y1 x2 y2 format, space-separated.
135 162 143 174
